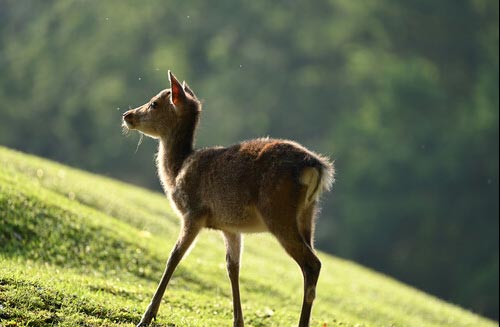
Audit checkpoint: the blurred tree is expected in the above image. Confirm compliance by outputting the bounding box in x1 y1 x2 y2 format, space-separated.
0 0 497 319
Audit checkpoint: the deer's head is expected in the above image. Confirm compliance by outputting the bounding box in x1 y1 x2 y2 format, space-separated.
122 71 200 139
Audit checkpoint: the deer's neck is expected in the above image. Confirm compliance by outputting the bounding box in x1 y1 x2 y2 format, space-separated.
158 124 195 192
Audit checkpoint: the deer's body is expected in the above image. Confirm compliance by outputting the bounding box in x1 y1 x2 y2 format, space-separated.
162 137 331 234
123 72 334 327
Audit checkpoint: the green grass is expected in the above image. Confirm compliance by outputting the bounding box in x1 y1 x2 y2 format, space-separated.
0 146 497 327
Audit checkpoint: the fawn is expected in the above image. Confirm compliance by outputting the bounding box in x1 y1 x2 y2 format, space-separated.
122 71 334 327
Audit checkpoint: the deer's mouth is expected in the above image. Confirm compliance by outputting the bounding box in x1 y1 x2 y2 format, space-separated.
123 120 135 129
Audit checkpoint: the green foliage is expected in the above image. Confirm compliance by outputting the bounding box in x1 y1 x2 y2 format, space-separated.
0 146 497 327
0 0 498 320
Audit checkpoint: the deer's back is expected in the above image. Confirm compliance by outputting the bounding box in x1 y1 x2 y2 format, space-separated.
171 138 330 232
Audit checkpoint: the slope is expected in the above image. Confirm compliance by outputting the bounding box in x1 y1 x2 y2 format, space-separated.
0 146 496 327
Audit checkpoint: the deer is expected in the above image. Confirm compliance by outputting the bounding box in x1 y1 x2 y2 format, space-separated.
122 71 334 327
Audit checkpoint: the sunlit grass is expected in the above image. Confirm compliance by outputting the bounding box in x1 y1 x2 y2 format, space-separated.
0 146 496 327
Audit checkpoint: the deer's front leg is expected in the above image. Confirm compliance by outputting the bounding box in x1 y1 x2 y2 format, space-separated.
137 219 202 327
223 231 244 327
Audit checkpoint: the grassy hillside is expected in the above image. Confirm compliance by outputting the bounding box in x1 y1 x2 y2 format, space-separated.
0 146 496 327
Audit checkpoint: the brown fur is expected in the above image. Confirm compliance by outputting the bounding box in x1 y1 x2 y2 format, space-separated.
123 71 334 327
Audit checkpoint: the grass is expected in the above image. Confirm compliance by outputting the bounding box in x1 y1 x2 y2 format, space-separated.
0 145 497 327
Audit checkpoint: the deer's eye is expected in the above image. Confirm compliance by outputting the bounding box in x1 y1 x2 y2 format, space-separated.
150 101 158 109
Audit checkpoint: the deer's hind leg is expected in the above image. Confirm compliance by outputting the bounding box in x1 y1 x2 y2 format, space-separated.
266 222 321 327
258 178 321 327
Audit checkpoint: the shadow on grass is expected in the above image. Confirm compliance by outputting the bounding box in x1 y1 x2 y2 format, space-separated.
0 276 141 326
0 188 220 297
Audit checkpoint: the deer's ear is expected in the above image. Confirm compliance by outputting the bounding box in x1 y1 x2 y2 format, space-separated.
169 71 186 107
182 81 197 98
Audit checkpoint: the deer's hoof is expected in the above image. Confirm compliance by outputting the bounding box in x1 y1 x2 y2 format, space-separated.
136 311 156 327
136 320 152 327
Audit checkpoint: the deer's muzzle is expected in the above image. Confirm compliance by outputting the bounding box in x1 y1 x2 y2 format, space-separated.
122 112 136 128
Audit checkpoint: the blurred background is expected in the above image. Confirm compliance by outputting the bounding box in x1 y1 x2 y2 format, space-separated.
0 0 498 320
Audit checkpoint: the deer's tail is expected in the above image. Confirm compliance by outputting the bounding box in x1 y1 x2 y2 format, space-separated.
300 154 335 204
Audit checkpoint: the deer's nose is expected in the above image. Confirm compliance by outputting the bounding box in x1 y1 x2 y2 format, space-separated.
123 112 133 122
